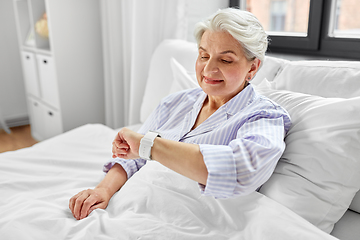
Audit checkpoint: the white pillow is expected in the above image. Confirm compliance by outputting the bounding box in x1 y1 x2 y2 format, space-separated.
273 61 360 98
251 56 288 86
140 40 198 123
256 79 360 233
169 58 198 94
350 191 360 214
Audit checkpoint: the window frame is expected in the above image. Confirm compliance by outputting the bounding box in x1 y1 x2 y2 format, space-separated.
229 0 360 60
320 0 360 59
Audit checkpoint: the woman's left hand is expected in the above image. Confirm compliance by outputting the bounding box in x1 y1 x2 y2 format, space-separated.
112 128 143 159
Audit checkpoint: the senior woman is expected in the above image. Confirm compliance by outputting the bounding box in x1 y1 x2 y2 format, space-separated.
69 8 291 220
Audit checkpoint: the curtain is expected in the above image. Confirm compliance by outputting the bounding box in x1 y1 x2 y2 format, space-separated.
100 0 187 129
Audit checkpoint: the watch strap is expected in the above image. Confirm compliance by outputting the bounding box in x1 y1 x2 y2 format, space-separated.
139 131 161 160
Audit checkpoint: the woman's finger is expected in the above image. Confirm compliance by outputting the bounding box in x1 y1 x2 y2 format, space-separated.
72 190 91 220
113 141 130 150
79 194 100 220
112 144 129 156
88 201 108 216
69 192 81 213
117 153 128 159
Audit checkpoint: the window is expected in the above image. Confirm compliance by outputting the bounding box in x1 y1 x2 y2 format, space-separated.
321 0 360 59
270 1 287 32
235 0 321 50
328 0 360 38
248 0 309 36
229 0 360 59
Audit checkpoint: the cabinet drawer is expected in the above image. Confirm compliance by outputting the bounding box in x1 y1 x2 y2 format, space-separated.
36 55 60 108
28 98 44 141
21 51 40 98
28 97 63 141
43 107 63 139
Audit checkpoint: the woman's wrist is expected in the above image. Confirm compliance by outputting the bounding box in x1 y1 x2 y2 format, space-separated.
97 163 128 197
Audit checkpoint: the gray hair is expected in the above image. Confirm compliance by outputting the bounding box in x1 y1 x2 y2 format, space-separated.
194 8 268 63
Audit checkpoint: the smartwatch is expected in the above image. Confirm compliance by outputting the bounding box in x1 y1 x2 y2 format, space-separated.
139 131 161 160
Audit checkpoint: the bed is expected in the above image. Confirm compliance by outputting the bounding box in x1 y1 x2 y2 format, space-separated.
1 39 360 239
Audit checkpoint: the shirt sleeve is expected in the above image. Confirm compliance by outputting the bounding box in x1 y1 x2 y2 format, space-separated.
103 102 162 178
198 115 289 199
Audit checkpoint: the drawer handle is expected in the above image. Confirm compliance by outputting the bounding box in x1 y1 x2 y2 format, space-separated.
26 55 30 60
48 111 53 116
43 60 47 64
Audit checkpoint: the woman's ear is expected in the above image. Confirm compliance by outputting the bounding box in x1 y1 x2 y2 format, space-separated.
247 58 261 80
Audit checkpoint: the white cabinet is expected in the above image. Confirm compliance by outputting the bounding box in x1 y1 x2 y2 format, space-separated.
21 51 40 98
14 0 104 141
21 51 61 140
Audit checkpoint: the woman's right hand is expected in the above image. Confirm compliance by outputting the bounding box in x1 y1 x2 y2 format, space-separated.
69 187 111 220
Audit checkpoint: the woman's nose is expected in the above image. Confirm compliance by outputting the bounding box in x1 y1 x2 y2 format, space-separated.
204 58 219 74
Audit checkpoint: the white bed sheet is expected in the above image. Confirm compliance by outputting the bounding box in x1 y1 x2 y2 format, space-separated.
0 124 338 240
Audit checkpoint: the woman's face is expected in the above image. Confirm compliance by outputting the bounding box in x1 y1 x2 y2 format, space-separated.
196 30 259 103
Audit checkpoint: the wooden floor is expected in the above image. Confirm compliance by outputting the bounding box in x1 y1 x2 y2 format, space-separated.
0 125 38 153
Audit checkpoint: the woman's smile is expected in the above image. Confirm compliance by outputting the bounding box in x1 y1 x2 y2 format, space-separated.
203 76 224 84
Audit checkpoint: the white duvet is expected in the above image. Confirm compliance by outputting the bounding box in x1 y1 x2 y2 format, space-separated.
0 124 337 240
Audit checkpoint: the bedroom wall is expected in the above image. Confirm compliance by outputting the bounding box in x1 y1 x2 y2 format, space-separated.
0 0 28 128
185 0 229 43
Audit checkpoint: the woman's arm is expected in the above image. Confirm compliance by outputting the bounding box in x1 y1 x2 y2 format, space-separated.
151 137 208 185
69 163 127 220
112 128 208 185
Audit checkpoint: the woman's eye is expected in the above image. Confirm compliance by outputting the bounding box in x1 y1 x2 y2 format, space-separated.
222 59 232 64
201 56 209 60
